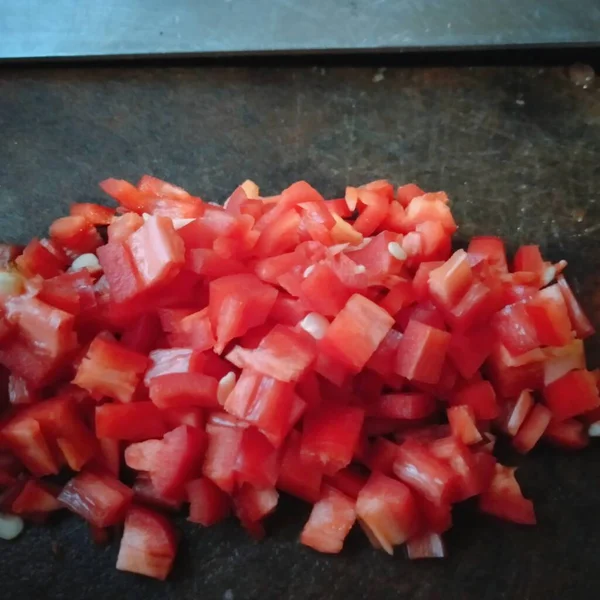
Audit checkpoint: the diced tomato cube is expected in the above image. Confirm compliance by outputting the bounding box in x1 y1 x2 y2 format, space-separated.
396 183 425 207
202 424 244 493
300 486 356 554
365 329 403 376
186 477 230 526
513 245 544 281
149 372 219 409
393 440 457 504
468 236 508 272
412 261 444 301
323 467 367 500
396 319 450 384
526 284 572 347
543 369 600 420
12 479 62 514
15 238 67 279
116 505 177 580
132 474 184 511
96 241 142 303
321 294 394 372
492 302 540 357
235 427 280 489
512 404 552 453
406 532 446 559
498 389 534 437
479 464 536 525
301 403 365 474
367 438 400 475
447 324 496 379
144 348 206 386
356 472 419 554
276 430 323 503
485 344 545 398
450 380 499 421
447 405 483 445
543 419 589 450
58 469 134 528
232 325 316 382
74 335 149 403
299 263 354 317
556 275 595 339
367 393 436 420
428 250 473 309
95 402 167 441
209 273 278 354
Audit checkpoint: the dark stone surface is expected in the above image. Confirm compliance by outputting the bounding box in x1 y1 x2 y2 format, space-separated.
0 62 599 600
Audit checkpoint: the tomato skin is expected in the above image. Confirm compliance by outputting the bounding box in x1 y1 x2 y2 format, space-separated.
116 505 178 581
50 215 103 254
235 427 280 489
186 477 230 526
396 183 425 207
300 486 356 554
526 284 572 347
16 238 68 279
468 236 508 272
356 472 420 554
479 464 536 525
447 325 496 380
543 369 600 421
428 250 473 309
58 469 134 528
396 319 451 385
96 241 142 303
100 178 149 213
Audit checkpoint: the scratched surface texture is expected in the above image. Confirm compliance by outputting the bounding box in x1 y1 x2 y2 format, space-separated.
0 63 600 600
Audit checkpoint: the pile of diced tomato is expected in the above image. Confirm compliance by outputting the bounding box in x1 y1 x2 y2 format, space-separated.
0 175 598 579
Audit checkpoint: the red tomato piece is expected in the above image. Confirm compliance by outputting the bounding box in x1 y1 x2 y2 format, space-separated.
144 348 205 386
512 403 552 454
168 308 215 351
12 479 62 514
396 300 447 332
428 249 473 310
116 505 177 581
447 324 496 379
276 430 323 503
356 472 419 554
95 403 167 442
125 215 185 290
0 417 59 476
404 195 456 233
323 467 367 500
149 372 219 409
301 403 365 474
232 325 316 382
396 319 451 384
367 438 400 475
412 261 444 301
71 202 116 226
499 389 535 437
186 248 247 278
447 405 483 445
526 284 572 347
543 418 589 450
492 302 540 357
96 241 142 303
100 178 150 212
556 275 595 339
513 245 544 283
379 279 417 316
209 273 278 354
321 294 394 372
429 437 481 501
365 329 403 376
543 369 600 420
468 236 508 272
58 469 134 527
186 477 230 526
300 263 354 317
235 427 280 489
345 231 403 281
544 339 585 385
132 474 184 511
393 440 457 504
479 464 536 525
38 270 97 316
300 486 356 554
15 238 67 279
202 423 244 493
233 485 279 537
74 335 149 403
367 393 436 420
4 294 77 358
120 312 161 354
8 373 38 405
50 215 103 254
485 344 545 398
406 532 446 559
396 183 425 207
450 380 499 421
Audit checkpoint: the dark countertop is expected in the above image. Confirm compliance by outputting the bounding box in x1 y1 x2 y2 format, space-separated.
1 60 599 600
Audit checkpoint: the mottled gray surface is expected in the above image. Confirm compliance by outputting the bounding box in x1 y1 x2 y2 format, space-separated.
0 63 599 599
